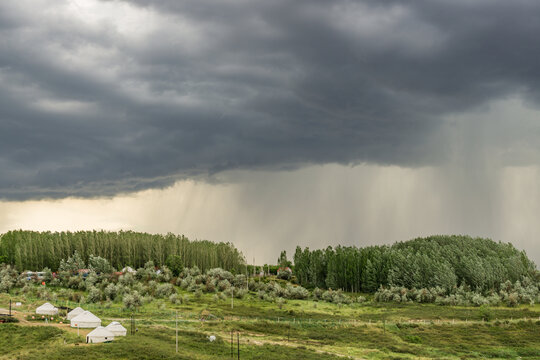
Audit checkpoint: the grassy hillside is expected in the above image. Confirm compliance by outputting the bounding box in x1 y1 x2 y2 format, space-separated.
2 283 540 359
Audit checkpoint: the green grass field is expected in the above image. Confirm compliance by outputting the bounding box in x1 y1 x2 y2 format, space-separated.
1 290 540 359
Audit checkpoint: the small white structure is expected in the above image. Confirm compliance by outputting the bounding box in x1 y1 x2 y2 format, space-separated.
86 326 115 344
67 306 85 320
208 335 216 342
121 266 136 274
36 302 59 315
105 321 127 336
70 310 101 328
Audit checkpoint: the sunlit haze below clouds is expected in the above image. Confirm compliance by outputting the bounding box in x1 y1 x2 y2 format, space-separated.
2 162 540 266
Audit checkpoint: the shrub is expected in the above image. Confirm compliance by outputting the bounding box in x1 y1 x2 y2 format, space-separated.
123 291 142 309
234 288 247 299
217 279 231 291
277 269 292 280
104 283 118 301
169 293 181 304
232 274 246 288
0 279 12 293
88 255 113 274
37 287 51 300
285 284 309 300
86 287 102 303
155 283 175 298
157 266 173 283
119 273 135 286
206 268 233 282
205 281 217 293
68 276 82 290
312 287 323 300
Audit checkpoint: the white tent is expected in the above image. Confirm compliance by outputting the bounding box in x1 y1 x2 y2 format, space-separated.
86 326 115 344
67 306 85 320
70 310 101 328
106 321 127 336
121 266 136 274
36 302 59 315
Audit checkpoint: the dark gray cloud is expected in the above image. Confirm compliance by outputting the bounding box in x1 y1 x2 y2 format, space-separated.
1 0 540 200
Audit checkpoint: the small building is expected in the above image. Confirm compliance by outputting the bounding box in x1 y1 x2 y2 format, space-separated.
105 321 127 336
25 271 45 280
77 269 91 277
86 326 115 344
121 266 136 274
70 310 101 328
67 306 85 320
36 302 59 316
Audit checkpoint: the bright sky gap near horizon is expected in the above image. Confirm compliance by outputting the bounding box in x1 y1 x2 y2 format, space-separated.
1 0 540 266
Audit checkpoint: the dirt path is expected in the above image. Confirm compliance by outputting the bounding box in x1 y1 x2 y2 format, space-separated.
9 310 92 338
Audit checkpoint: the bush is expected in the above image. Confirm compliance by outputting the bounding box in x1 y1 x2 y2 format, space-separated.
206 268 233 282
234 288 247 299
232 274 247 288
285 284 309 300
104 283 118 301
277 269 292 280
88 255 113 274
155 283 175 298
86 287 102 303
37 287 51 300
123 291 142 309
68 276 82 290
169 293 182 304
205 281 217 293
312 287 323 300
119 273 135 286
0 279 12 293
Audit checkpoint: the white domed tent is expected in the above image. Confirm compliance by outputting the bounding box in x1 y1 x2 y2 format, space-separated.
36 302 59 315
121 266 136 274
67 306 85 320
86 326 115 344
70 311 101 328
106 321 127 336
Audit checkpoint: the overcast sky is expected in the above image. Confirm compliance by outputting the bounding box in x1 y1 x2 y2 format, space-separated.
1 0 540 265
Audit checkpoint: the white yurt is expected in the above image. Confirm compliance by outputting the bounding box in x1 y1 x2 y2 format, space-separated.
67 306 85 320
121 266 136 274
36 302 59 315
105 321 127 336
70 310 101 328
86 326 115 344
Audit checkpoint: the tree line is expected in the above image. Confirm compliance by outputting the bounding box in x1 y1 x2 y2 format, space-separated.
293 235 537 293
0 230 245 272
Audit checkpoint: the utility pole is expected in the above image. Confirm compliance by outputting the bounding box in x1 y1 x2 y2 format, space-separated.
9 299 11 317
288 323 290 342
231 288 234 309
175 311 178 353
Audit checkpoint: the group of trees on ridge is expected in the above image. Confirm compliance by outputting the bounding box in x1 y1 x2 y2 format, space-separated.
0 230 245 273
1 231 537 296
293 235 537 293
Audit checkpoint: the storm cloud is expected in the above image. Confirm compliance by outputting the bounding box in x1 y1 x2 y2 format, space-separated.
1 0 540 199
